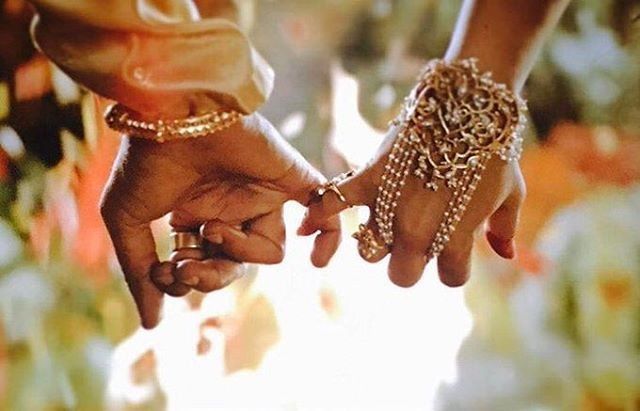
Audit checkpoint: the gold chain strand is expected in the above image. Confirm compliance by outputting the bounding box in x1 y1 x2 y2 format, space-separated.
104 103 243 142
354 58 527 261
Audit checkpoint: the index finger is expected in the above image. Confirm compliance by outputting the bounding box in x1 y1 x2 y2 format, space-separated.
101 205 163 330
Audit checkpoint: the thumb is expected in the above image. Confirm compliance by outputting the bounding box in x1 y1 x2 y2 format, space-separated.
297 168 373 237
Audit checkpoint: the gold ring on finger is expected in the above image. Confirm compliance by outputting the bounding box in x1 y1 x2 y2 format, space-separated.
314 170 356 206
171 231 204 251
352 224 387 261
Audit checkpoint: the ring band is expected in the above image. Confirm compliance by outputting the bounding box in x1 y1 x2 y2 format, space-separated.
171 232 204 251
315 170 356 206
352 224 387 261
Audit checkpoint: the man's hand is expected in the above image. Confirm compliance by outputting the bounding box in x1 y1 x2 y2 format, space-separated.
100 113 341 329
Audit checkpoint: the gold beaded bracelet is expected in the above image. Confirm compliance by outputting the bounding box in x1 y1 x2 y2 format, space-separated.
353 58 527 261
104 103 243 143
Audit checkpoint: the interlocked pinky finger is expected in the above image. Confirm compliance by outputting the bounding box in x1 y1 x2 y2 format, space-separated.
309 214 341 268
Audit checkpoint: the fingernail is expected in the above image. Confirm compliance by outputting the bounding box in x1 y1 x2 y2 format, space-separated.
208 233 223 244
487 231 516 259
503 240 516 259
227 227 248 239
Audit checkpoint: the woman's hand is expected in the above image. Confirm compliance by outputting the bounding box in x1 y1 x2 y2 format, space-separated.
300 0 571 290
299 124 525 288
100 113 341 329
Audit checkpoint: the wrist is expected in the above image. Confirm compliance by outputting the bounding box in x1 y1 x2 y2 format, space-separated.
444 0 571 93
444 48 522 93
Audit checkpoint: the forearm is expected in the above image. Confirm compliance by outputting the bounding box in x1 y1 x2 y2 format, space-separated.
444 0 570 91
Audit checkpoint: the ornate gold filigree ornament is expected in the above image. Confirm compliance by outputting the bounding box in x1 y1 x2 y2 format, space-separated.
353 58 527 261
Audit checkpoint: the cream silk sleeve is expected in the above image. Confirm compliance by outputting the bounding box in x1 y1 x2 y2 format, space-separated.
29 0 274 117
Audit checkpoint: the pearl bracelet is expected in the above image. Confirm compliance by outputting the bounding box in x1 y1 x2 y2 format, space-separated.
104 104 243 143
353 58 527 261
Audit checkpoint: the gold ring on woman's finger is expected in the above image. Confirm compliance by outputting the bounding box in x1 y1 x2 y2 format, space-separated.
352 224 387 261
314 170 356 206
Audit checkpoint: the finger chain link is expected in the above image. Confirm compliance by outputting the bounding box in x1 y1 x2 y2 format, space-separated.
352 134 414 260
426 155 488 260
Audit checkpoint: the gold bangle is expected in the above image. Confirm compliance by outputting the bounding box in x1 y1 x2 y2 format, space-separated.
104 103 243 143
